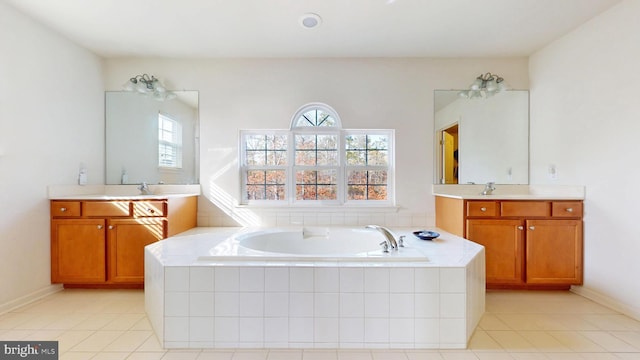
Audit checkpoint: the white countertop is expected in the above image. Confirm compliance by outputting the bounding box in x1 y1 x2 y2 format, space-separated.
145 226 484 268
50 194 200 200
432 184 585 200
48 184 201 200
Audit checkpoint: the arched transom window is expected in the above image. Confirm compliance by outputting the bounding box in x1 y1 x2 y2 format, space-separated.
240 103 394 205
291 103 342 128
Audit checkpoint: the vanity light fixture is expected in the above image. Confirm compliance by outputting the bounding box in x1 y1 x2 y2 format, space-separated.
459 72 508 99
123 74 176 101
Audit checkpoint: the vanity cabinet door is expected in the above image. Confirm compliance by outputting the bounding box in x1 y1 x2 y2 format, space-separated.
526 219 583 285
51 219 106 283
466 219 525 286
107 218 166 284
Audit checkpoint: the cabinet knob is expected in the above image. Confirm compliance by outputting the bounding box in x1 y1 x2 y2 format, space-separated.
97 225 103 230
518 226 524 230
108 225 114 230
480 207 487 212
60 207 67 212
566 208 574 213
529 226 535 231
148 208 155 213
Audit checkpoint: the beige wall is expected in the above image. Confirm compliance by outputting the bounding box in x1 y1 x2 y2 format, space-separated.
530 0 640 319
0 3 104 309
104 58 529 227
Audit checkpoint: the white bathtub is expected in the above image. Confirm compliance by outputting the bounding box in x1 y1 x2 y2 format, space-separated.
199 227 429 262
145 226 485 349
239 228 379 254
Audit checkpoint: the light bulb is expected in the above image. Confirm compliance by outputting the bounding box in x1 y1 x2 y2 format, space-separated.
136 81 149 93
470 78 483 90
155 82 166 93
122 79 136 91
485 79 498 92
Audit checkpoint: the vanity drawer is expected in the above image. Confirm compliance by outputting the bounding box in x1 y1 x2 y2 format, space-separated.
84 201 131 217
501 201 550 217
51 201 81 217
552 201 583 218
466 201 499 217
133 201 166 217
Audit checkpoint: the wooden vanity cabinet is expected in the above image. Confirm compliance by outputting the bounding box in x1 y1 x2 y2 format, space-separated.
50 197 197 287
51 219 107 283
525 218 583 285
107 218 166 284
436 197 583 289
466 218 524 286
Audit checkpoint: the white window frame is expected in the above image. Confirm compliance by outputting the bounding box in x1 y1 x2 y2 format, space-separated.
239 103 394 206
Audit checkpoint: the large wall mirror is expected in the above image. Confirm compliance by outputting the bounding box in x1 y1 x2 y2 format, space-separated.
105 91 199 185
434 90 529 185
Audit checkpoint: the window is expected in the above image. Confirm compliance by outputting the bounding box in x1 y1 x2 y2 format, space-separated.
158 113 182 168
345 132 390 201
243 132 288 200
240 103 394 205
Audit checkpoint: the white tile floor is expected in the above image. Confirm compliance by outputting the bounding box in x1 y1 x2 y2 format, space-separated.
1 289 639 359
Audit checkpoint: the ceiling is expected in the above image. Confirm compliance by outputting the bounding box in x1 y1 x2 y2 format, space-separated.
3 0 621 58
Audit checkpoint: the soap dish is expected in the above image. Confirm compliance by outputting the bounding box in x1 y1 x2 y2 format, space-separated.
413 230 440 241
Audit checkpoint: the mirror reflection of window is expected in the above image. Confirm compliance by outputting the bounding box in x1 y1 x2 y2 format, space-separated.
158 113 182 169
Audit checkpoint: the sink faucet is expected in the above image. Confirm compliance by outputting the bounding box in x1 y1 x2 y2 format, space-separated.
366 225 398 250
138 182 153 195
481 182 496 195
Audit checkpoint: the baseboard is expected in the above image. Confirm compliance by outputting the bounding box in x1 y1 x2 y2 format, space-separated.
0 284 63 315
571 285 640 321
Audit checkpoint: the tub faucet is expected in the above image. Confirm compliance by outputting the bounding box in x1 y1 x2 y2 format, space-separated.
481 182 496 195
366 225 398 250
138 182 153 195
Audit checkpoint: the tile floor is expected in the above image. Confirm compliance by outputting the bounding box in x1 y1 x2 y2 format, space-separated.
0 289 639 359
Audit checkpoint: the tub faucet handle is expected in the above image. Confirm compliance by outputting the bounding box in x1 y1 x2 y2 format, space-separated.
398 235 405 247
379 241 389 253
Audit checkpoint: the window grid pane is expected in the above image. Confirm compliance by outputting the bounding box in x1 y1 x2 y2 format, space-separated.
347 169 388 201
295 169 337 200
295 134 338 166
345 134 388 166
246 169 286 200
159 144 177 167
245 135 288 166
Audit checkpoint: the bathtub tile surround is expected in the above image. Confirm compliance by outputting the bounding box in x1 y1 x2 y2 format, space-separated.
145 227 485 349
154 265 480 349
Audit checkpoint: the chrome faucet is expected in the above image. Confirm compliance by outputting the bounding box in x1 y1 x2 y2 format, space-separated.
481 182 496 195
138 182 153 195
366 225 398 250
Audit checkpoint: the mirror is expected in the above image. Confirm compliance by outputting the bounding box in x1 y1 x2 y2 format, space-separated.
434 90 529 185
105 91 199 185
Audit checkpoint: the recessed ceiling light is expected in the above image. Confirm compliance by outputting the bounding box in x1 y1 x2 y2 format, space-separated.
300 13 322 29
